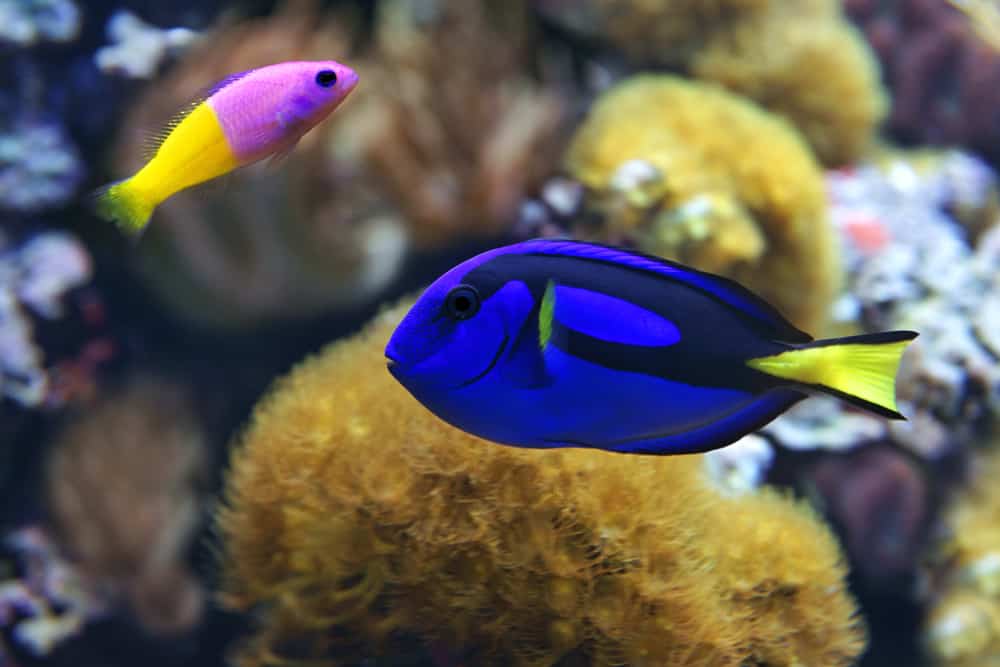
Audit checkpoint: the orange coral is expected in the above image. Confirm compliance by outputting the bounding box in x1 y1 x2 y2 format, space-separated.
352 0 567 247
217 300 865 667
45 376 207 636
564 74 840 333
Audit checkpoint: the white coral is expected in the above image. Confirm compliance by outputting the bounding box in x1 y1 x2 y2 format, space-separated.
95 10 200 79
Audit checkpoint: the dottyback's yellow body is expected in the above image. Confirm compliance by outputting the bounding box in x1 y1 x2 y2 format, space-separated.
98 103 239 235
94 60 360 236
132 102 240 207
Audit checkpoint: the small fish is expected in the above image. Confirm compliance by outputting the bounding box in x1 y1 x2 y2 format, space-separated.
385 239 918 455
94 60 359 236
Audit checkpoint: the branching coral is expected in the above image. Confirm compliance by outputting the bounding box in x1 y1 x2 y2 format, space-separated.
563 74 840 333
0 526 104 662
0 0 80 46
45 376 208 636
352 0 567 247
217 301 865 667
0 231 101 408
95 10 201 80
828 149 1000 456
0 119 85 213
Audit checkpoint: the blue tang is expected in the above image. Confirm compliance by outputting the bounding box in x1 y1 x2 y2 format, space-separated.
384 239 918 455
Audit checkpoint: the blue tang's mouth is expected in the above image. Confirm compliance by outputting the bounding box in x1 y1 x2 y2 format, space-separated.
385 355 401 380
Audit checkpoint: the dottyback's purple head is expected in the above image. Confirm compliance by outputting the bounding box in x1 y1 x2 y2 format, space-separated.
208 60 359 162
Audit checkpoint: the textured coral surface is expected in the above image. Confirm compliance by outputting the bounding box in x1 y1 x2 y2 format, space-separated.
564 75 840 333
537 0 886 166
218 302 864 667
925 447 1000 666
692 2 887 166
46 376 207 636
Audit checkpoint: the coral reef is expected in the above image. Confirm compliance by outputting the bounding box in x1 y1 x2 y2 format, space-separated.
0 0 80 46
702 433 774 495
107 0 563 330
924 446 1000 666
95 10 201 80
533 0 767 68
846 0 1000 165
828 149 1000 457
0 231 100 408
535 0 886 165
690 2 887 166
0 526 104 663
218 301 865 667
563 74 840 333
45 376 208 636
811 445 931 582
352 0 567 247
0 119 85 213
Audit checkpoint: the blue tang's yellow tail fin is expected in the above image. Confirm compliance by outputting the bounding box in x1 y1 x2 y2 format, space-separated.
747 331 919 419
94 179 155 238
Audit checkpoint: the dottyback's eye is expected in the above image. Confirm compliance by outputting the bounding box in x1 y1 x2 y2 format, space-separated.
315 69 338 88
445 285 481 320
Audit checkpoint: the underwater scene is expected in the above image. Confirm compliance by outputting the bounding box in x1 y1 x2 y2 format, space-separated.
6 0 1000 665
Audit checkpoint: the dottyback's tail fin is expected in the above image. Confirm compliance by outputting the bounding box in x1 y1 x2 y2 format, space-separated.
93 178 155 238
746 330 919 419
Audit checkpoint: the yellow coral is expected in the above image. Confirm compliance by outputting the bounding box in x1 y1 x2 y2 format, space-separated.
692 4 887 166
924 448 1000 666
542 0 885 165
217 301 865 667
564 74 840 333
576 0 770 67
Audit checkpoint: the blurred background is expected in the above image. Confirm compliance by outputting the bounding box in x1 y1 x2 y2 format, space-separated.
3 0 1000 665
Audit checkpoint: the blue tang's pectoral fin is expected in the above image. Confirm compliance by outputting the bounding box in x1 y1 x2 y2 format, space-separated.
501 318 554 388
546 389 806 456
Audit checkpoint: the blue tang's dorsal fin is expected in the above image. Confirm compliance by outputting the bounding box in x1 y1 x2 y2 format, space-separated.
547 282 683 348
518 239 813 343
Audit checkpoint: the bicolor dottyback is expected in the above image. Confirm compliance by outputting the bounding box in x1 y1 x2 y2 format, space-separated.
95 60 359 236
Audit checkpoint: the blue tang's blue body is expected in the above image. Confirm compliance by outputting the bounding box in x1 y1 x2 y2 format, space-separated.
385 239 917 455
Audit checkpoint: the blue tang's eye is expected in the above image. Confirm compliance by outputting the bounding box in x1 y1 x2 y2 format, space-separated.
315 70 338 87
445 285 480 320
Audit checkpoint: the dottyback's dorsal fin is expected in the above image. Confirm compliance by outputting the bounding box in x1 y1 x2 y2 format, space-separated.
518 238 814 343
142 68 255 159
